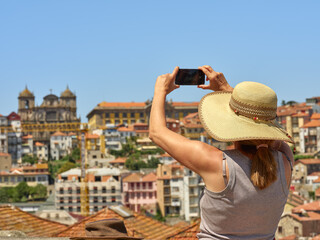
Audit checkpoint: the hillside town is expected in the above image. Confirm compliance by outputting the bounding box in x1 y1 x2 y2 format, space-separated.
1 87 320 240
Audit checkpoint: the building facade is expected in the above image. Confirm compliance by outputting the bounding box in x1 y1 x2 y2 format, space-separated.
86 100 198 130
18 86 80 144
0 163 49 187
122 172 157 214
55 168 121 214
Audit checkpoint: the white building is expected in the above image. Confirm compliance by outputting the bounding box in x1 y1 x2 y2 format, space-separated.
34 142 49 161
55 167 122 214
183 167 202 221
117 125 135 144
103 124 122 151
50 131 72 160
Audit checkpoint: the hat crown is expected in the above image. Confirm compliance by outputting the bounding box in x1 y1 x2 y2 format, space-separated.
232 81 277 109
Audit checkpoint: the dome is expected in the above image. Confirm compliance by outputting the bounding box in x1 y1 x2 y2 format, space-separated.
19 86 34 97
61 86 75 98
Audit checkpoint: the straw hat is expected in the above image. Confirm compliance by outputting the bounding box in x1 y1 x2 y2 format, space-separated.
198 81 293 143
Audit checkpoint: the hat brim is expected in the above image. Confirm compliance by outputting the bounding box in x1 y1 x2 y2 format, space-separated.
198 92 293 143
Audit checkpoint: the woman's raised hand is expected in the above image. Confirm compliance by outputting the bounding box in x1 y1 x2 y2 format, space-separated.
198 65 233 92
154 66 180 95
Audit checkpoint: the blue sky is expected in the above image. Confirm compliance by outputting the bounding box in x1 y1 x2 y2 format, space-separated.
0 1 319 120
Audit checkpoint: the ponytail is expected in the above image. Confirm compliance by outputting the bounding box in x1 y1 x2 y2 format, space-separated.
238 140 277 190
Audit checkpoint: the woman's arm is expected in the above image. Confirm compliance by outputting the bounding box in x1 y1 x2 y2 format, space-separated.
149 67 221 176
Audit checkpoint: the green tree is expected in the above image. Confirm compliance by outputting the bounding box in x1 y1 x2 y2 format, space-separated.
30 184 47 200
0 187 11 203
71 148 80 161
58 161 77 174
146 157 160 168
15 182 30 200
22 155 38 165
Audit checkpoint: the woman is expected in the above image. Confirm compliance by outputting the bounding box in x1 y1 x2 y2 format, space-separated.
149 66 294 240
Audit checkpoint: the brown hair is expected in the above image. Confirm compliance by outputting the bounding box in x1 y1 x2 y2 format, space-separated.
238 140 277 190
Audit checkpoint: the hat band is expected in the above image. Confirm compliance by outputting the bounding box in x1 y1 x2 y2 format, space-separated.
229 96 277 121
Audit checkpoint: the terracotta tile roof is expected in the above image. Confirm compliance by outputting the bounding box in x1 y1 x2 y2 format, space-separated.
135 129 149 133
184 112 199 119
142 172 157 182
316 187 320 197
0 152 10 157
160 152 172 158
35 142 44 146
301 120 320 128
52 131 67 137
22 134 33 139
98 102 146 108
86 133 100 139
171 102 199 107
292 201 320 213
166 219 200 240
279 235 298 240
311 113 320 120
68 132 77 136
292 113 309 117
295 159 320 165
313 234 320 240
123 172 143 182
109 157 127 164
56 206 185 240
118 126 134 132
0 205 68 237
183 123 203 128
286 191 306 207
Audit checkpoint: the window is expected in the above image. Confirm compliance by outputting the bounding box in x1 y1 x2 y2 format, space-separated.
149 192 153 198
102 197 107 203
68 207 73 212
131 113 135 118
59 188 64 194
68 187 72 194
112 197 116 203
143 193 146 199
294 226 299 234
76 187 80 194
94 197 98 203
115 113 119 118
102 186 107 193
77 207 81 212
278 226 282 234
93 187 98 194
111 186 116 194
68 197 72 203
149 182 152 189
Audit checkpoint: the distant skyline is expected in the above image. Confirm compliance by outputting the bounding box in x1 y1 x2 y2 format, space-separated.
1 1 319 120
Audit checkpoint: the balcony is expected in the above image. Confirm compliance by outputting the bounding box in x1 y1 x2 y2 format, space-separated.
309 130 317 136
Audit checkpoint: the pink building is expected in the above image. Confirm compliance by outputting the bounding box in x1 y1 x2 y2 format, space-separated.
122 172 157 214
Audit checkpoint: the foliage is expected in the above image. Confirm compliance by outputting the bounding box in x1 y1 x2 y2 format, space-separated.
71 148 80 161
294 155 314 161
147 157 160 168
154 209 166 222
0 182 47 203
15 182 30 200
125 152 147 170
22 155 38 165
58 161 77 174
30 184 47 200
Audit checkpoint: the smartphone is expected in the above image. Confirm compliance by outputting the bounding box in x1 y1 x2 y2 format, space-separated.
175 69 205 85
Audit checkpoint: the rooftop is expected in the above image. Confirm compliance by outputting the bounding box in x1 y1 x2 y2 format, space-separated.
0 205 68 237
55 206 185 240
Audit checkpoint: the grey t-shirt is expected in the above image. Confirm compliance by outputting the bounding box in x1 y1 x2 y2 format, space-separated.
197 150 289 240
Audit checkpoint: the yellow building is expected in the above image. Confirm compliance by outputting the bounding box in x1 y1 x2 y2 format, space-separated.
86 101 199 130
